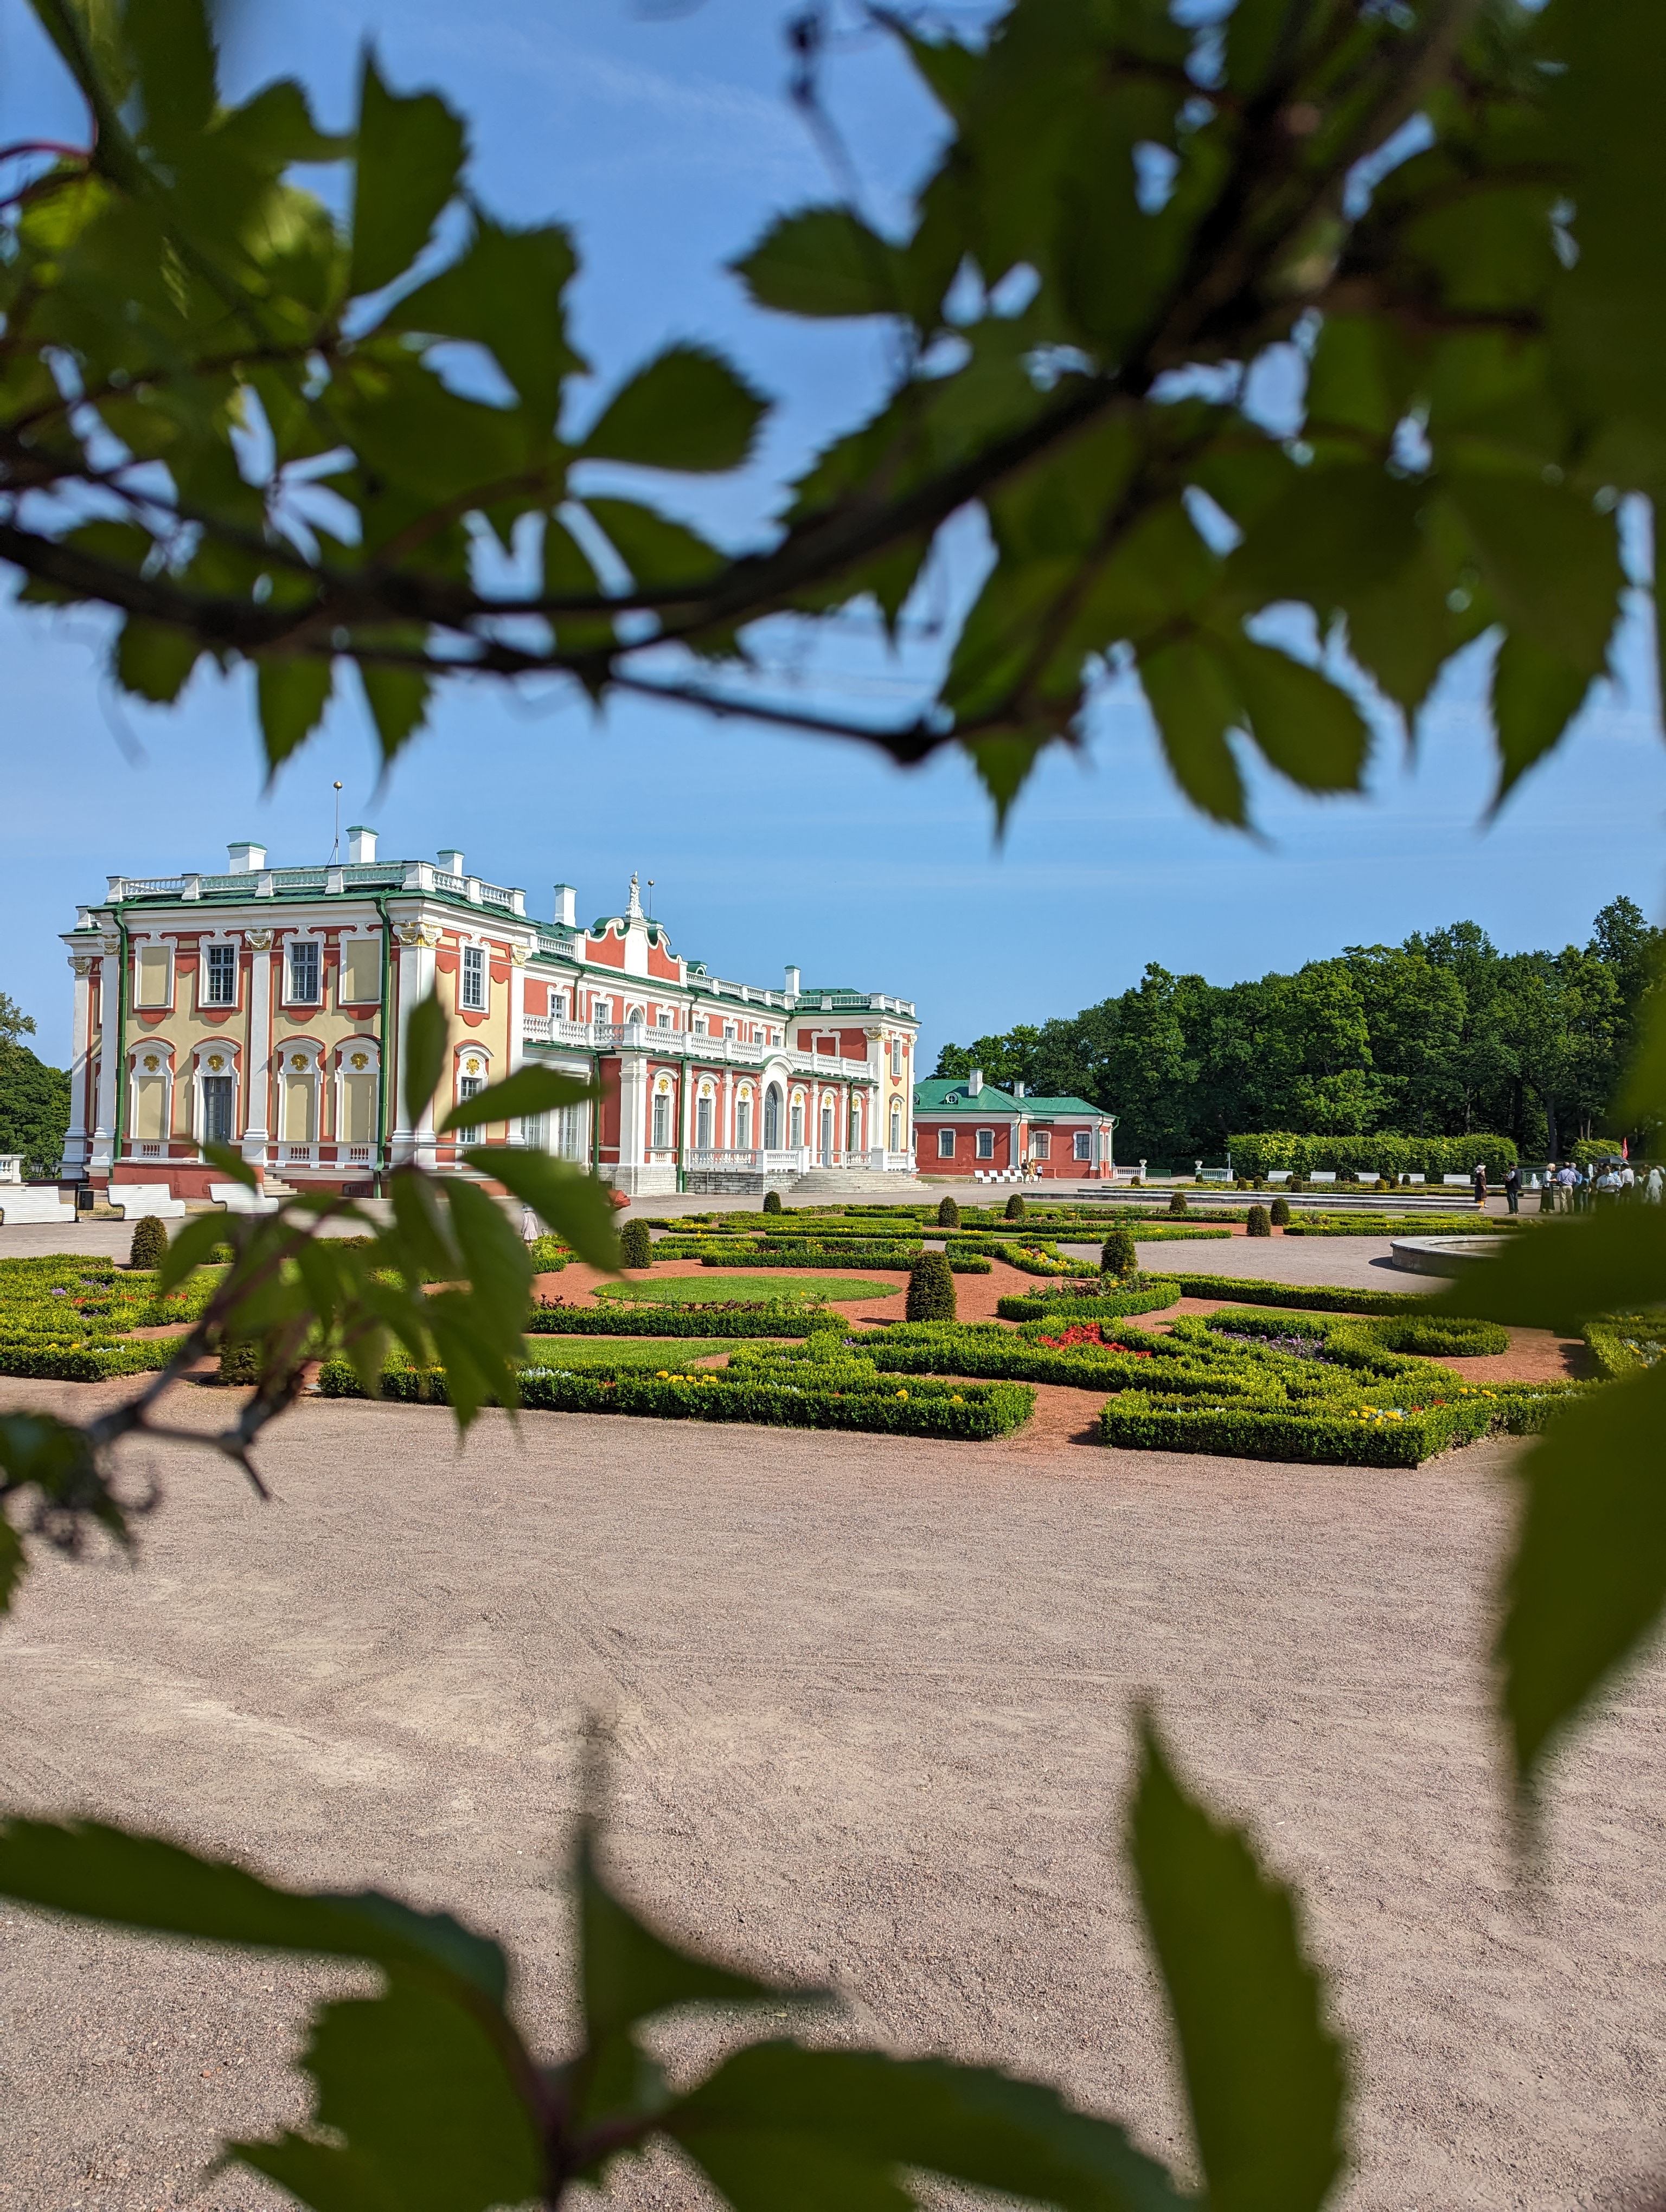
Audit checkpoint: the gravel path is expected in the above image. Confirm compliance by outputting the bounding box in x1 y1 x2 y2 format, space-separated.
1 1382 1664 2210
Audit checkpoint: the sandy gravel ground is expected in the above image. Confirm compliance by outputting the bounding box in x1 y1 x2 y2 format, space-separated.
1 1380 1664 2211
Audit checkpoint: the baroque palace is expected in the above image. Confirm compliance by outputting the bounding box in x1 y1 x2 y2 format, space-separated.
60 835 919 1204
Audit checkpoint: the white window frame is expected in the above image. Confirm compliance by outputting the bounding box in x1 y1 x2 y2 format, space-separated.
1073 1129 1093 1161
460 944 487 1013
455 1072 485 1139
735 1095 753 1149
652 1091 672 1149
1032 1129 1051 1159
201 941 238 1009
890 1104 903 1152
937 1128 956 1159
976 1128 995 1160
889 1039 902 1078
286 937 322 1006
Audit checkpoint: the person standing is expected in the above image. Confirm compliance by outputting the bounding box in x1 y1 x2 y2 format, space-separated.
1503 1163 1521 1215
1472 1161 1488 1209
1556 1160 1577 1212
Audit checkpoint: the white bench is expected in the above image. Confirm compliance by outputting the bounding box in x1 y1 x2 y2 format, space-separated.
1309 1171 1337 1185
1442 1173 1473 1188
110 1182 186 1219
212 1181 279 1214
1267 1170 1292 1184
0 1188 75 1225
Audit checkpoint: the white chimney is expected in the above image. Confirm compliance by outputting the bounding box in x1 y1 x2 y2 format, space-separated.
347 825 376 864
553 884 577 929
1013 1079 1025 1098
438 848 464 874
969 1068 983 1096
227 841 266 872
785 964 801 997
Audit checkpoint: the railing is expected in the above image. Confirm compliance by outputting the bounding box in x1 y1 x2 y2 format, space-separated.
343 1144 374 1165
136 1142 164 1160
0 1155 21 1185
281 1144 313 1166
106 863 527 913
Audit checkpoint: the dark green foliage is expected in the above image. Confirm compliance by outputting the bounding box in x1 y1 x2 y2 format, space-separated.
619 1220 652 1269
1270 1198 1292 1227
1174 1274 1423 1317
1246 1205 1272 1238
1168 1189 1189 1218
0 1039 70 1182
217 1338 261 1386
1101 1226 1138 1279
1004 1192 1026 1221
762 1188 782 1213
937 1197 960 1229
906 1252 957 1322
126 1216 168 1270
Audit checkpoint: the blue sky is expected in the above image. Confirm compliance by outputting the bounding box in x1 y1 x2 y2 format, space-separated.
4 0 1664 1068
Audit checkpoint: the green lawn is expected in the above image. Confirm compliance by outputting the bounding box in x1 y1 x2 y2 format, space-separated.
519 1338 733 1371
592 1272 901 1306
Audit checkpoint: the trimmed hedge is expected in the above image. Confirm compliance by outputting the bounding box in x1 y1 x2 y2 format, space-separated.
944 1236 1074 1276
128 1215 168 1269
0 1253 217 1380
1583 1317 1666 1379
1173 1274 1427 1316
906 1252 957 1321
995 1281 1182 1322
1281 1212 1516 1238
1228 1133 1518 1179
618 1220 652 1268
526 1301 822 1338
1202 1308 1510 1358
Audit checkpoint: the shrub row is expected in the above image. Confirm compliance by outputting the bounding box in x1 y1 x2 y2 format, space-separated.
1281 1213 1515 1238
1171 1274 1427 1316
696 1246 992 1274
942 1237 1076 1276
316 1341 1036 1440
1227 1133 1518 1179
995 1282 1183 1322
526 1302 820 1338
1201 1307 1511 1358
1582 1317 1666 1379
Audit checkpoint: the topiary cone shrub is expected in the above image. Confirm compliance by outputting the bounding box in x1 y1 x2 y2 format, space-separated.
906 1252 957 1321
1270 1196 1291 1227
127 1214 168 1270
1100 1226 1138 1279
217 1338 261 1386
1246 1205 1272 1238
1167 1188 1188 1217
619 1220 652 1269
762 1188 782 1213
937 1196 960 1229
1004 1192 1026 1220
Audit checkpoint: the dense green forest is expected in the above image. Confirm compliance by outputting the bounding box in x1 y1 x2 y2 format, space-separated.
935 899 1663 1167
0 993 69 1182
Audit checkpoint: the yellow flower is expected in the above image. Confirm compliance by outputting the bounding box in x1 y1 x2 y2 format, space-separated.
896 1389 908 1400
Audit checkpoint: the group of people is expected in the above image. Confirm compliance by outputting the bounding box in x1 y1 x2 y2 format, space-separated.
1475 1160 1663 1213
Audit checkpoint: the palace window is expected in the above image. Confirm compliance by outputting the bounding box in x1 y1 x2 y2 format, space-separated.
889 1039 902 1078
287 940 320 1005
975 1128 995 1160
1032 1130 1050 1159
552 993 568 1019
456 1073 484 1139
736 1097 752 1149
1074 1129 1093 1161
889 1103 902 1152
657 1011 672 1027
594 999 611 1025
696 1096 714 1149
848 1099 861 1150
790 1100 804 1148
652 1092 671 1149
204 943 237 1007
460 945 486 1012
937 1128 955 1159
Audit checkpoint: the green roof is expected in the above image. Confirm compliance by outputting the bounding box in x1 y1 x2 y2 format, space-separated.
913 1078 1020 1113
1020 1095 1106 1117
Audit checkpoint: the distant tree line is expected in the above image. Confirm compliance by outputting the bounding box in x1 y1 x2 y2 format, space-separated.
0 993 69 1182
935 899 1663 1167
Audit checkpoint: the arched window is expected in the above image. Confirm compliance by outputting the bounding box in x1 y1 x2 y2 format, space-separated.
889 1103 902 1153
764 1084 783 1149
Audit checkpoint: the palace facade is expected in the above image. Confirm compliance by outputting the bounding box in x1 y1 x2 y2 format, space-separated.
60 838 919 1202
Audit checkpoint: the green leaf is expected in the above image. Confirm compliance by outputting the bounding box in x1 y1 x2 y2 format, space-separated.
1446 475 1623 675
464 1148 619 1272
127 0 216 158
963 732 1050 832
114 618 201 705
0 1821 509 1998
1431 1210 1666 1332
1497 1365 1666 1798
360 663 432 763
232 1975 543 2212
402 992 448 1128
441 1176 532 1339
576 1826 794 2048
437 1064 594 1133
1129 1713 1346 2212
668 2043 1187 2212
256 657 334 770
349 52 467 298
732 207 901 319
388 218 581 425
1219 638 1369 795
201 1140 256 1188
155 1208 240 1290
584 498 726 589
583 344 766 474
0 1518 22 1613
1225 469 1424 613
0 1412 129 1559
1489 631 1595 807
1138 638 1248 826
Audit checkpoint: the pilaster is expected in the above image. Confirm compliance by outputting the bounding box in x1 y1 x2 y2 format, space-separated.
392 921 440 1167
242 928 273 1174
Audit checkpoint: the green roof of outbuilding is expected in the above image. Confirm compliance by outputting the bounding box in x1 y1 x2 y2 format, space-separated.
1020 1095 1106 1117
913 1078 1020 1113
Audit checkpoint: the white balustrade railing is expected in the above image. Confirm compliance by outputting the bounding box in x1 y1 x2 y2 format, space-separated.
520 1017 874 1083
0 1155 22 1185
105 862 526 912
281 1144 313 1166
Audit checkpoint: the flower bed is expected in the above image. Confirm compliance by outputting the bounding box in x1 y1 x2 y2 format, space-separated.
1201 1308 1511 1359
1583 1316 1666 1378
0 1255 216 1380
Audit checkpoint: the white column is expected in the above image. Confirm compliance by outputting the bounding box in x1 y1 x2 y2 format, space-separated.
391 924 439 1168
242 931 273 1174
508 948 528 1076
61 953 95 1175
617 1048 649 1188
721 1067 733 1153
